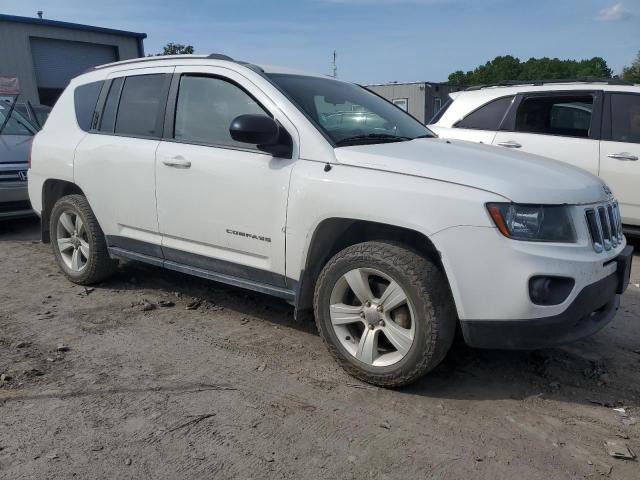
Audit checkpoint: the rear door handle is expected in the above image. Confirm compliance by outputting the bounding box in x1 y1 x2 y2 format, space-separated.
607 152 638 161
497 141 522 149
162 156 192 169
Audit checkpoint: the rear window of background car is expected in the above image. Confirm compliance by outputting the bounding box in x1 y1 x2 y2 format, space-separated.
455 96 514 130
74 81 104 132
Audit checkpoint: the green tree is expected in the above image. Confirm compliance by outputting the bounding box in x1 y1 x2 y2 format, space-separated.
448 55 613 85
621 50 640 83
152 42 194 56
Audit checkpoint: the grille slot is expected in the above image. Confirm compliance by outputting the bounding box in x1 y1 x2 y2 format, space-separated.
586 201 623 252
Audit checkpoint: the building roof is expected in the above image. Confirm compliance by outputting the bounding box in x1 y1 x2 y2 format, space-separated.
0 13 147 39
365 81 461 87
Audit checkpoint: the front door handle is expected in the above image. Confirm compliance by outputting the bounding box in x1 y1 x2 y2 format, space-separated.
497 140 522 149
608 152 638 161
162 156 192 169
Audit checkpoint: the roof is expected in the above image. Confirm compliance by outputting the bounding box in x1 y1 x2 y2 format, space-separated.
85 54 327 78
0 13 147 39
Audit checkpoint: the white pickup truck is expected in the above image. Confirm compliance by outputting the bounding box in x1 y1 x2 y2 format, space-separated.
28 55 633 386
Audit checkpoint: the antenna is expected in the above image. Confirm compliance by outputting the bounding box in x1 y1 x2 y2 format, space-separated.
331 50 337 78
37 11 43 19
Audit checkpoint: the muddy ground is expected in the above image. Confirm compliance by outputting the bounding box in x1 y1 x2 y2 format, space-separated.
1 217 639 479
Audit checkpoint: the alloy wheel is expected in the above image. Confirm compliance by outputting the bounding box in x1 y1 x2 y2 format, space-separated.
329 268 415 367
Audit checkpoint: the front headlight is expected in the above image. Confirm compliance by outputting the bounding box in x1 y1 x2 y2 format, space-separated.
487 203 576 243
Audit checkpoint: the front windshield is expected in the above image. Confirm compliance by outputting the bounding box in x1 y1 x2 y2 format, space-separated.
0 99 37 136
268 74 434 146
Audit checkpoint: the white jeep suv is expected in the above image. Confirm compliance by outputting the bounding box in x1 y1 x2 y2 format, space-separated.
428 79 640 234
28 56 633 387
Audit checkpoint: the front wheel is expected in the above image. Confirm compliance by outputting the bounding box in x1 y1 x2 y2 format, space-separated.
314 241 456 387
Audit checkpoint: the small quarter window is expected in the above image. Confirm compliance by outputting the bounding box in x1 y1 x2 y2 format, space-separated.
98 77 123 133
74 81 104 131
456 96 514 130
174 75 267 149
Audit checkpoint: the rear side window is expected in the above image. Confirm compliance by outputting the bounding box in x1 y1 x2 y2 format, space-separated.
74 81 104 131
174 75 267 149
455 96 513 130
610 93 640 144
514 95 594 138
114 74 167 138
98 77 123 133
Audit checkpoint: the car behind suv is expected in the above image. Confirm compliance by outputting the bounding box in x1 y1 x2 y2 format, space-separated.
28 56 633 386
428 79 640 234
0 98 36 220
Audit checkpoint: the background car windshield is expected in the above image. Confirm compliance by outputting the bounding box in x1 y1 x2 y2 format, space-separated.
0 100 37 135
268 74 434 145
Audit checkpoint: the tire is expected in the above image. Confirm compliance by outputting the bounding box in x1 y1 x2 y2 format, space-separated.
49 194 117 285
314 241 456 387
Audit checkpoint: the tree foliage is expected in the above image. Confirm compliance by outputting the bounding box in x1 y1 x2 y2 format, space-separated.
621 50 640 83
152 42 195 56
448 55 612 85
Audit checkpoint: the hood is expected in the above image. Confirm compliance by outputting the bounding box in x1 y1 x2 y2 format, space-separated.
0 134 31 164
334 138 608 204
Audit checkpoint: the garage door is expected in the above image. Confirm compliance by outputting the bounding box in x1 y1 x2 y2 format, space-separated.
30 37 117 89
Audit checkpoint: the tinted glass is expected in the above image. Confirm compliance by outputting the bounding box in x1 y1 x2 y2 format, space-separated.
456 96 513 130
610 94 640 144
0 102 36 136
99 77 123 133
115 74 166 137
268 74 432 146
174 75 266 148
429 97 452 124
74 81 103 131
515 95 593 138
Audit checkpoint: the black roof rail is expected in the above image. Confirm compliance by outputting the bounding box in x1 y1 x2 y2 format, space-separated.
465 77 635 91
207 53 234 61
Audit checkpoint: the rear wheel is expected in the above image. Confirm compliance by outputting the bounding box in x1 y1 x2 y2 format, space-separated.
50 194 117 285
314 241 456 387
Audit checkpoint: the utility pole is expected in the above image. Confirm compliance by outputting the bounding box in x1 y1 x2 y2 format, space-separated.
331 50 338 78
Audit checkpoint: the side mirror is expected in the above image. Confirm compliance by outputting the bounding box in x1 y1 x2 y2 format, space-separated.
229 114 292 158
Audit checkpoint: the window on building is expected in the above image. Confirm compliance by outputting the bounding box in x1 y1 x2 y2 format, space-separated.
392 98 408 112
514 94 594 138
609 94 640 144
456 96 514 130
74 81 104 131
114 74 167 138
174 75 267 149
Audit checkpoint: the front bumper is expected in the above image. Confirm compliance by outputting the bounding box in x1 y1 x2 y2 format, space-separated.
460 245 633 349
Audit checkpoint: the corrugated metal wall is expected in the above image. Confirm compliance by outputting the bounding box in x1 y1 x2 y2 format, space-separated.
0 20 140 105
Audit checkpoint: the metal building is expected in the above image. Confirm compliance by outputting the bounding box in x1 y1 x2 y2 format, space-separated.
366 81 463 124
0 14 146 106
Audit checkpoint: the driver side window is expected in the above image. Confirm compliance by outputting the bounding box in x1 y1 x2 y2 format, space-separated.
174 75 268 150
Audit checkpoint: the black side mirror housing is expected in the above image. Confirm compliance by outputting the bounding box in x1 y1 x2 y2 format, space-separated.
229 114 292 158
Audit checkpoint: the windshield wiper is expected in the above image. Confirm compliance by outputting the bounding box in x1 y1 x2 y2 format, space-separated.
335 133 414 146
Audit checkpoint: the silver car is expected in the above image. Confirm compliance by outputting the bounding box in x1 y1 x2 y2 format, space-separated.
0 101 36 220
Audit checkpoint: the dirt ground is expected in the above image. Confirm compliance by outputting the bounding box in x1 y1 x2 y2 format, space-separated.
1 217 639 480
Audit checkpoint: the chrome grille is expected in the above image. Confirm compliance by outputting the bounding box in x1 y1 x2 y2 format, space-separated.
0 164 28 184
585 201 623 252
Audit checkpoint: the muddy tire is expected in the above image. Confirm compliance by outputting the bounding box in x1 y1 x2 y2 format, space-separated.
50 194 117 285
314 241 456 387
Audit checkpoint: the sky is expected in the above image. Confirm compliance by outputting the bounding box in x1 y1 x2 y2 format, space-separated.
1 0 638 84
